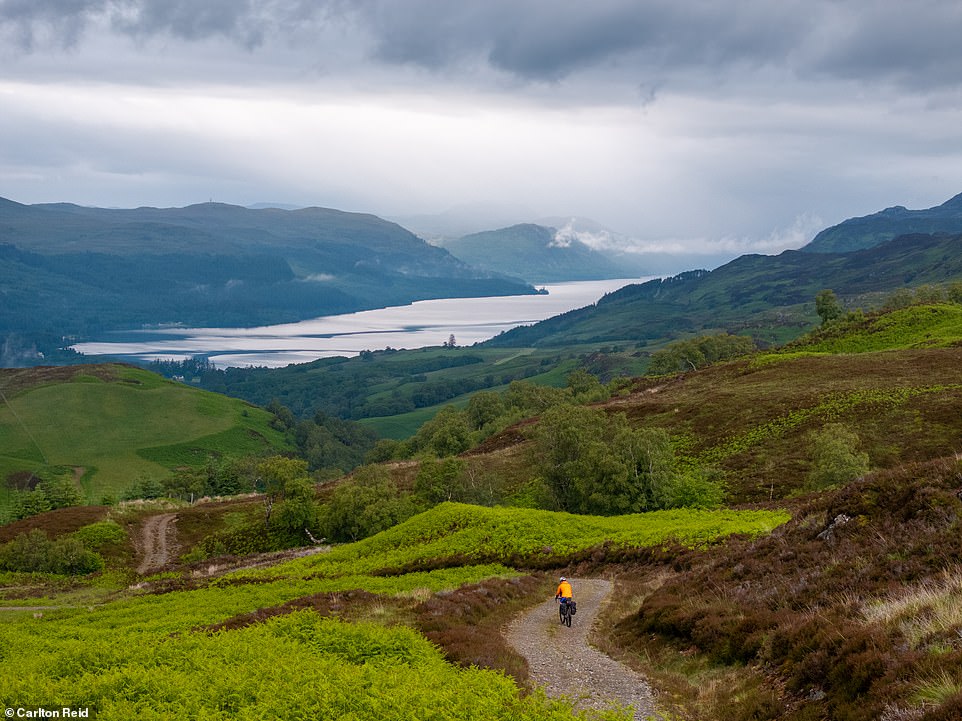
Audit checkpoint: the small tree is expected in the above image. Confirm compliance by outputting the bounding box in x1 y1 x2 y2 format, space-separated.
410 406 472 458
122 475 165 501
465 391 505 431
272 476 321 545
415 457 467 504
809 423 870 489
321 465 417 542
256 456 310 528
38 477 83 509
815 289 843 325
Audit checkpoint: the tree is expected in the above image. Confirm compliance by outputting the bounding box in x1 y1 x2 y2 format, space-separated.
611 423 678 510
272 476 322 545
321 466 418 542
38 477 83 509
410 406 472 458
532 404 606 511
122 475 165 501
948 282 962 305
256 456 310 528
11 489 52 521
566 369 602 397
882 287 914 311
162 469 206 502
414 457 467 504
648 334 755 375
532 406 723 514
465 391 505 431
808 423 870 488
815 289 843 325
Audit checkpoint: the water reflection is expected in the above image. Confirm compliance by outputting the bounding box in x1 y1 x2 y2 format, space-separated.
73 278 647 367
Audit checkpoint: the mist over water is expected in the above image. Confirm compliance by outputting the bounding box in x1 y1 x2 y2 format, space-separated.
74 278 648 368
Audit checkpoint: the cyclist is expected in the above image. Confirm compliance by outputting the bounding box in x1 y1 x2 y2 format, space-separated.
555 576 574 624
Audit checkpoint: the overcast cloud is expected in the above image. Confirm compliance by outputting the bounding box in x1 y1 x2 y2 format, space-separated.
2 0 961 256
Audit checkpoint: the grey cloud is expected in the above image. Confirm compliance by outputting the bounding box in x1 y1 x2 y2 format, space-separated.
347 0 962 91
2 0 961 91
0 0 103 49
811 1 962 89
110 0 267 47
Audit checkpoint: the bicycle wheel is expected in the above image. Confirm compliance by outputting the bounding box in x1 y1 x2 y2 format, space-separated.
564 605 572 627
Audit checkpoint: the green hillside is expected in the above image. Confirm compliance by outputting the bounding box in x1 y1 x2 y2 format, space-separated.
0 365 292 517
5 301 962 719
804 191 962 253
451 301 962 507
441 223 626 283
486 231 962 348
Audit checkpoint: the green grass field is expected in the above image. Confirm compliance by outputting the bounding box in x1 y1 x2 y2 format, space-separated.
0 365 292 513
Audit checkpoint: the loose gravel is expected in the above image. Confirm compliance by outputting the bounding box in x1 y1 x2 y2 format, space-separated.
506 578 657 720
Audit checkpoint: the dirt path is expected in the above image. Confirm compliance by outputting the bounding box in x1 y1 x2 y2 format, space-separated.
506 578 657 720
136 512 178 575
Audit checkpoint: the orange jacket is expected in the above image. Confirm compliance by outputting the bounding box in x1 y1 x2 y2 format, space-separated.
556 580 573 599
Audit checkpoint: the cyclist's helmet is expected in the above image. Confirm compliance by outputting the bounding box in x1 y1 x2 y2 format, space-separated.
559 576 567 581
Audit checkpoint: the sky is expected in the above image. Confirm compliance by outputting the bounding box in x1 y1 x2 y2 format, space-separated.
2 0 962 257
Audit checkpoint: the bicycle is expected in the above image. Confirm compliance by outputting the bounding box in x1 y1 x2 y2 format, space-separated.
558 597 573 627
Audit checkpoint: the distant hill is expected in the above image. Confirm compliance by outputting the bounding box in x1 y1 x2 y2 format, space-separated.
485 231 962 348
439 223 628 283
0 198 534 358
0 364 293 518
803 191 962 253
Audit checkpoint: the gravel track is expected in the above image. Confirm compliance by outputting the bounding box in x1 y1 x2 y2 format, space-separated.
506 578 657 720
136 512 178 575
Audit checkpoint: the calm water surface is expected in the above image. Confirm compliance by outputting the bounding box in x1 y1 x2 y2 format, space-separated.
74 278 648 367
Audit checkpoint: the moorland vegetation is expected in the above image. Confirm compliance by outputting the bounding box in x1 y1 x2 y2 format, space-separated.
4 244 962 718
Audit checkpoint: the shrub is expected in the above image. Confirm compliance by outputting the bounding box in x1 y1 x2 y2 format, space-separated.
0 529 104 575
72 520 127 551
808 423 870 489
122 475 166 501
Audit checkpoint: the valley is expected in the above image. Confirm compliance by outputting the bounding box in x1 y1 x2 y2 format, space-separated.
4 193 962 719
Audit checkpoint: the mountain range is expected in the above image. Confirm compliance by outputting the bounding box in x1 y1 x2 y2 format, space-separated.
0 198 534 355
5 191 962 366
803 192 962 253
437 223 627 283
486 192 962 348
434 218 737 283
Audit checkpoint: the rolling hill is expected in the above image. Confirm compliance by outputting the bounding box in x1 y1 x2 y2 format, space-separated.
0 364 294 518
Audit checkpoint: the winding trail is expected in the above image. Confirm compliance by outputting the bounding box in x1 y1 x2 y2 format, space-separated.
506 578 657 720
136 512 178 575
